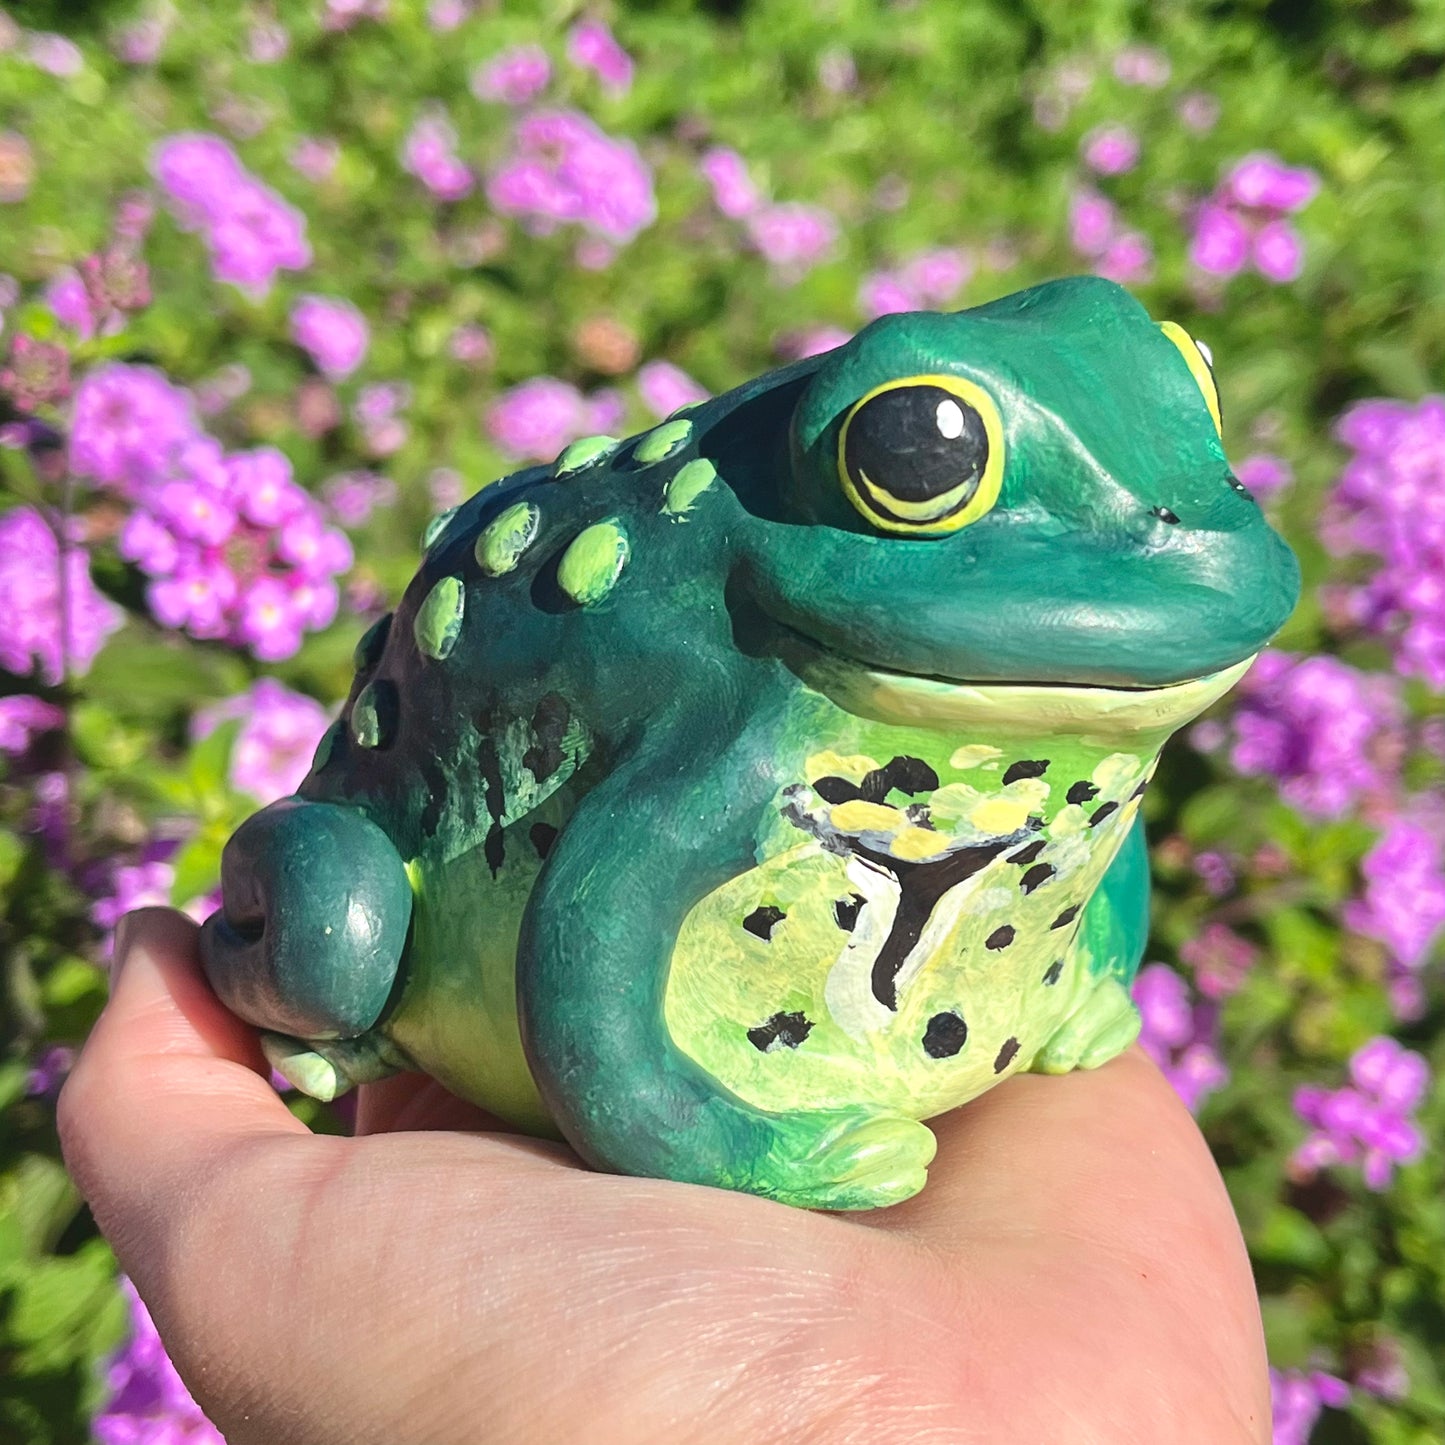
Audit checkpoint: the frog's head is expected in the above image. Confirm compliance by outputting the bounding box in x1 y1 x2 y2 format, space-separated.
738 276 1299 728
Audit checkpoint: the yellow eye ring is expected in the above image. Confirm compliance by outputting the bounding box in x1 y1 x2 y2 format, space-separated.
836 373 1006 536
1159 322 1222 437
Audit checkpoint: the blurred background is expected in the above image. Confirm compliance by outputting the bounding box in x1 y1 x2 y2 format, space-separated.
1 1 1443 1440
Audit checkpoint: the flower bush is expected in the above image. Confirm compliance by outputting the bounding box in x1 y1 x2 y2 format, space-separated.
1 2 1443 1441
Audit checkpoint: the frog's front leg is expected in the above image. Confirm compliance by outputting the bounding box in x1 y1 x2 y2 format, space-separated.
516 706 936 1211
1033 815 1147 1075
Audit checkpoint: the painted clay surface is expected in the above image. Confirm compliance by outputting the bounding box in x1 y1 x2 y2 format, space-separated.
201 276 1300 1209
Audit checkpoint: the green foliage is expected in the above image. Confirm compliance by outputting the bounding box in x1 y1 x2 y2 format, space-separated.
1 0 1443 1438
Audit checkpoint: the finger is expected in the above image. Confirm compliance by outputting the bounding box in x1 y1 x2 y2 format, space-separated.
57 908 310 1267
354 1071 523 1136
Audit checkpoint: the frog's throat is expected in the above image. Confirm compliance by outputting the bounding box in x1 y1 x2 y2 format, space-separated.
786 644 1256 741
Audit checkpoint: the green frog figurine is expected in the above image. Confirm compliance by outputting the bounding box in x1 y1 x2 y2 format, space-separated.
201 276 1299 1209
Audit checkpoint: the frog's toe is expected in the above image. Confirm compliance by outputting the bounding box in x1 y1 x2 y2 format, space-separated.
1033 977 1141 1074
261 1031 408 1101
760 1109 937 1211
200 797 412 1041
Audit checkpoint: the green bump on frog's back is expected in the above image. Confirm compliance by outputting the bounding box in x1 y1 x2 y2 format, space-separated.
203 276 1301 1212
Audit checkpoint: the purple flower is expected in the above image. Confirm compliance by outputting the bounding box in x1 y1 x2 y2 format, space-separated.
1133 963 1229 1113
447 323 493 366
91 854 176 933
289 137 340 183
322 469 396 528
1112 45 1170 88
775 325 853 360
69 363 198 493
1227 153 1319 213
1235 452 1293 499
699 147 761 219
290 295 369 380
470 45 551 105
25 1043 73 1098
566 19 633 94
1081 124 1140 176
93 1278 224 1444
402 108 474 201
1293 1036 1429 1191
428 0 471 31
637 361 708 420
1344 816 1445 972
152 134 311 297
1189 202 1251 277
1 335 71 410
0 694 65 754
1178 922 1257 999
488 111 656 244
485 376 621 462
1210 651 1402 817
1177 92 1220 133
1271 1369 1350 1445
45 269 96 337
427 467 465 512
25 31 84 77
1253 219 1306 283
1068 189 1117 257
353 381 411 456
858 272 916 319
1095 231 1153 284
194 678 332 804
899 249 972 305
0 508 123 684
745 203 838 276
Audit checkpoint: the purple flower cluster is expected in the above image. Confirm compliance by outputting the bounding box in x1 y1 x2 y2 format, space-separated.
0 693 65 755
696 146 839 280
858 249 972 319
1293 1035 1429 1191
1178 921 1259 1000
1325 396 1445 689
1344 817 1445 1017
488 111 656 245
0 507 123 684
1189 152 1318 285
484 376 623 462
637 361 708 420
193 678 332 805
401 108 474 201
322 469 397 528
153 134 311 297
120 442 350 661
1080 124 1140 176
91 850 176 935
471 45 551 106
566 19 633 95
1 334 71 410
1068 188 1153 284
1199 650 1402 818
1235 452 1293 501
93 1278 223 1445
352 381 410 457
290 294 369 380
1271 1368 1351 1445
1133 962 1230 1113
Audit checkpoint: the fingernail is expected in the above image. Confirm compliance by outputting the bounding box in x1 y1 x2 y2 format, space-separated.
108 913 137 995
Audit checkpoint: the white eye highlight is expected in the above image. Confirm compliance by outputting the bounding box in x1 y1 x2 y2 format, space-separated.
1196 339 1213 366
936 398 965 439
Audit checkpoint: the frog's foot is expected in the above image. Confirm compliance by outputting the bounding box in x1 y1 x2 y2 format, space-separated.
1032 977 1141 1075
752 1108 938 1211
261 1031 408 1102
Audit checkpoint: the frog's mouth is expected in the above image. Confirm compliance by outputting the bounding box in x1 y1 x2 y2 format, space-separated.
773 624 1255 740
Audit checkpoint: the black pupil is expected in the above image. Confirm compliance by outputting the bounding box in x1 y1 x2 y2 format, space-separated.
844 384 989 508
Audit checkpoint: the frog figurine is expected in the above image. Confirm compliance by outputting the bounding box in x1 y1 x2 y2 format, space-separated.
201 276 1299 1210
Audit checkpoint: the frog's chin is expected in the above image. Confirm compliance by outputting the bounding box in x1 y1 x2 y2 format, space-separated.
782 638 1257 741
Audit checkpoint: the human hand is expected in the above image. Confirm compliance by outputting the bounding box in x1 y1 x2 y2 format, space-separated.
59 908 1270 1445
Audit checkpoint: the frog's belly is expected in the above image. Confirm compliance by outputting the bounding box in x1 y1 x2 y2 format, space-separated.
665 798 1140 1120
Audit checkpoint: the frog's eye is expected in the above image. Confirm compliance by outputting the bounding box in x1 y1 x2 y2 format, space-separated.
1159 322 1222 436
836 375 1005 536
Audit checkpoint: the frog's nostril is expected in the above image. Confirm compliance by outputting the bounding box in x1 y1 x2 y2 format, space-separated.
1151 506 1181 525
200 797 412 1040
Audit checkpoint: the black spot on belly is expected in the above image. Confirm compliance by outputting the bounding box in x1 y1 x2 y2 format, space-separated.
994 1037 1021 1072
985 924 1016 950
879 755 940 797
743 905 786 941
1089 801 1120 828
477 734 507 877
1067 780 1099 805
1007 839 1047 866
1002 758 1049 785
814 775 862 804
1043 959 1064 986
747 1011 813 1052
1020 863 1055 893
922 1011 969 1059
1051 904 1080 930
529 822 558 859
833 894 865 931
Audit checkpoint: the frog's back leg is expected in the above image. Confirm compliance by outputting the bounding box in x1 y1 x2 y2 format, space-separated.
1032 815 1147 1074
516 702 936 1211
